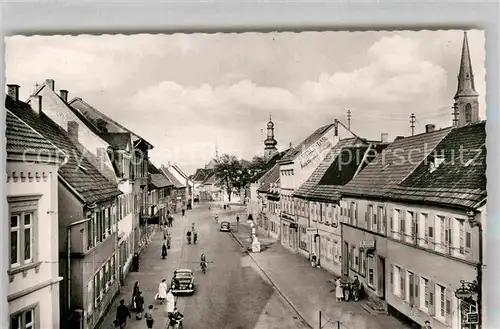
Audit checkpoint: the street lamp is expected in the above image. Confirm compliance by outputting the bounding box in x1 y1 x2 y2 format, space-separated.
455 209 483 328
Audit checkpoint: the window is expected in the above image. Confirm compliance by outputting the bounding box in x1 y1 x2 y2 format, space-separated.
367 255 374 286
351 245 357 271
418 213 429 247
420 277 429 311
436 284 446 319
400 211 406 241
359 250 365 275
458 220 465 255
392 209 400 239
393 265 401 295
367 205 373 231
435 215 445 252
333 241 339 263
9 196 38 269
465 103 472 123
11 307 35 329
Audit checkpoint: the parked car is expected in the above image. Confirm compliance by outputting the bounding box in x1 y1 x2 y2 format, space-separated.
220 221 231 232
171 269 195 295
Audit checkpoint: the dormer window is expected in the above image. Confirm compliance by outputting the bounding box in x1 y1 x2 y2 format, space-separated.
429 154 445 173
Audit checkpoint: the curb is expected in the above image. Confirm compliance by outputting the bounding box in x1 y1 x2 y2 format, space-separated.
230 230 314 329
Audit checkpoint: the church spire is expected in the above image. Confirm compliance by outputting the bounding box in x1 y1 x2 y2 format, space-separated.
455 31 479 99
453 31 480 127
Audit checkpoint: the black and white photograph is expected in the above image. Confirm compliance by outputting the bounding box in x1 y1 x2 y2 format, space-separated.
4 29 486 329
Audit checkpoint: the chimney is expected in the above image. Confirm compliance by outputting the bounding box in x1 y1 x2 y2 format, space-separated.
45 79 55 91
29 95 43 114
425 124 436 133
7 84 20 101
67 121 79 141
381 133 388 143
394 136 405 141
60 90 68 103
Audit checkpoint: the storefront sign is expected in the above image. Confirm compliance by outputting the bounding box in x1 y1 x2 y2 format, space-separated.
298 136 332 168
466 312 479 324
306 228 318 233
360 241 375 249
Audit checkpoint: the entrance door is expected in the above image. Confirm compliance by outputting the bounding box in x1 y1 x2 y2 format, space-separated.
343 241 349 276
378 256 386 299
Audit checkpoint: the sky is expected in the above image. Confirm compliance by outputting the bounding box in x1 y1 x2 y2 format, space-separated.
5 30 486 175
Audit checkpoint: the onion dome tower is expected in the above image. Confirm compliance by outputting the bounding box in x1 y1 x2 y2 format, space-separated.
264 114 278 160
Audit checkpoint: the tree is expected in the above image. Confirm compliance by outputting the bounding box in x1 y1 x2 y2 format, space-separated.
213 154 242 202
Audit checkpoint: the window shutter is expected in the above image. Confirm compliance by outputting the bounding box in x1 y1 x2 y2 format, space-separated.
390 211 393 232
445 289 452 322
390 265 394 292
401 269 406 299
428 217 434 245
383 207 387 234
414 275 420 308
429 280 435 315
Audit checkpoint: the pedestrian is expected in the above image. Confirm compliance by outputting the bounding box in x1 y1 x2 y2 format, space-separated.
422 320 432 329
115 299 131 329
132 253 139 271
335 277 344 302
145 305 154 329
236 215 239 224
162 242 168 259
157 279 168 304
352 275 360 301
134 291 144 319
182 208 185 216
131 282 140 310
166 288 175 317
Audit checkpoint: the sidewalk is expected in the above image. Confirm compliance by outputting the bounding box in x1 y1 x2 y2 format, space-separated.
231 222 412 329
99 217 189 329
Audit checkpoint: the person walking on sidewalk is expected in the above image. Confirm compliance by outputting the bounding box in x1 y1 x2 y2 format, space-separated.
115 299 131 329
157 279 168 304
134 291 145 320
335 277 344 302
182 208 185 217
145 305 154 329
131 282 140 310
162 242 168 259
166 288 175 316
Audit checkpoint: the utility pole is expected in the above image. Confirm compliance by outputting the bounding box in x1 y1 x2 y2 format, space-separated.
452 102 459 127
347 110 352 129
409 113 416 136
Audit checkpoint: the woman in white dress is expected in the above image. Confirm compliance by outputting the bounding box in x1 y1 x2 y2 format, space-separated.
166 288 175 316
157 279 167 304
335 277 344 302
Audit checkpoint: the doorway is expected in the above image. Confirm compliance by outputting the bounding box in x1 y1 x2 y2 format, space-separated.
378 256 386 299
343 241 349 276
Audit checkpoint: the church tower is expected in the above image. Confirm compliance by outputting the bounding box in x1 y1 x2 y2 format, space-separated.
264 114 278 160
453 32 480 127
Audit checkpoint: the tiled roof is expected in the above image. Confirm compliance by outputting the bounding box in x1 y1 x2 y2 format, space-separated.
340 127 452 199
150 173 174 189
293 138 358 200
192 168 213 182
257 163 280 193
387 121 486 209
202 172 218 185
161 166 185 188
148 161 162 174
6 110 63 157
280 124 335 162
101 133 131 150
68 97 154 149
6 96 122 204
251 150 289 183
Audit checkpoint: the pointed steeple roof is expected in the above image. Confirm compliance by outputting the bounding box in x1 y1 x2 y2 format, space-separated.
455 31 479 99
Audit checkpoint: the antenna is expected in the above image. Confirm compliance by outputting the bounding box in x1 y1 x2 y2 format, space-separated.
32 82 40 95
347 109 352 129
410 113 416 136
452 102 459 127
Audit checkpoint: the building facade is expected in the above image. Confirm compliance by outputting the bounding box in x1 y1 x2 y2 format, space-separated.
6 97 67 329
277 122 340 252
7 85 124 329
340 120 486 329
